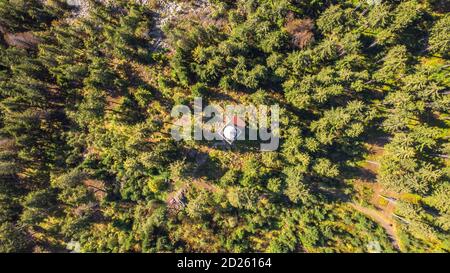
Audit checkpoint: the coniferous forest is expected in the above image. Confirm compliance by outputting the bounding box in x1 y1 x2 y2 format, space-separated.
0 0 449 253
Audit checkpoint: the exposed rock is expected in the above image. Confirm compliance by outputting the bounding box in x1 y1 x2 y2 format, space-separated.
3 31 40 49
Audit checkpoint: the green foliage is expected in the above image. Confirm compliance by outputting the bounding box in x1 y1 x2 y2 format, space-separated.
0 0 70 32
0 0 447 253
429 14 450 57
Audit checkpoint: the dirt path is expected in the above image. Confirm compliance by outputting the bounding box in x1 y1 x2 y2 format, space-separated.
351 203 400 251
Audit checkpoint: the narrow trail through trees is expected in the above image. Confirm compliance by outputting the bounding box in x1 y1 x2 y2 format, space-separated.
351 203 400 251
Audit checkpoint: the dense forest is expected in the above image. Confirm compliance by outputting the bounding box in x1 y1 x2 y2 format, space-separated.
0 0 449 253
